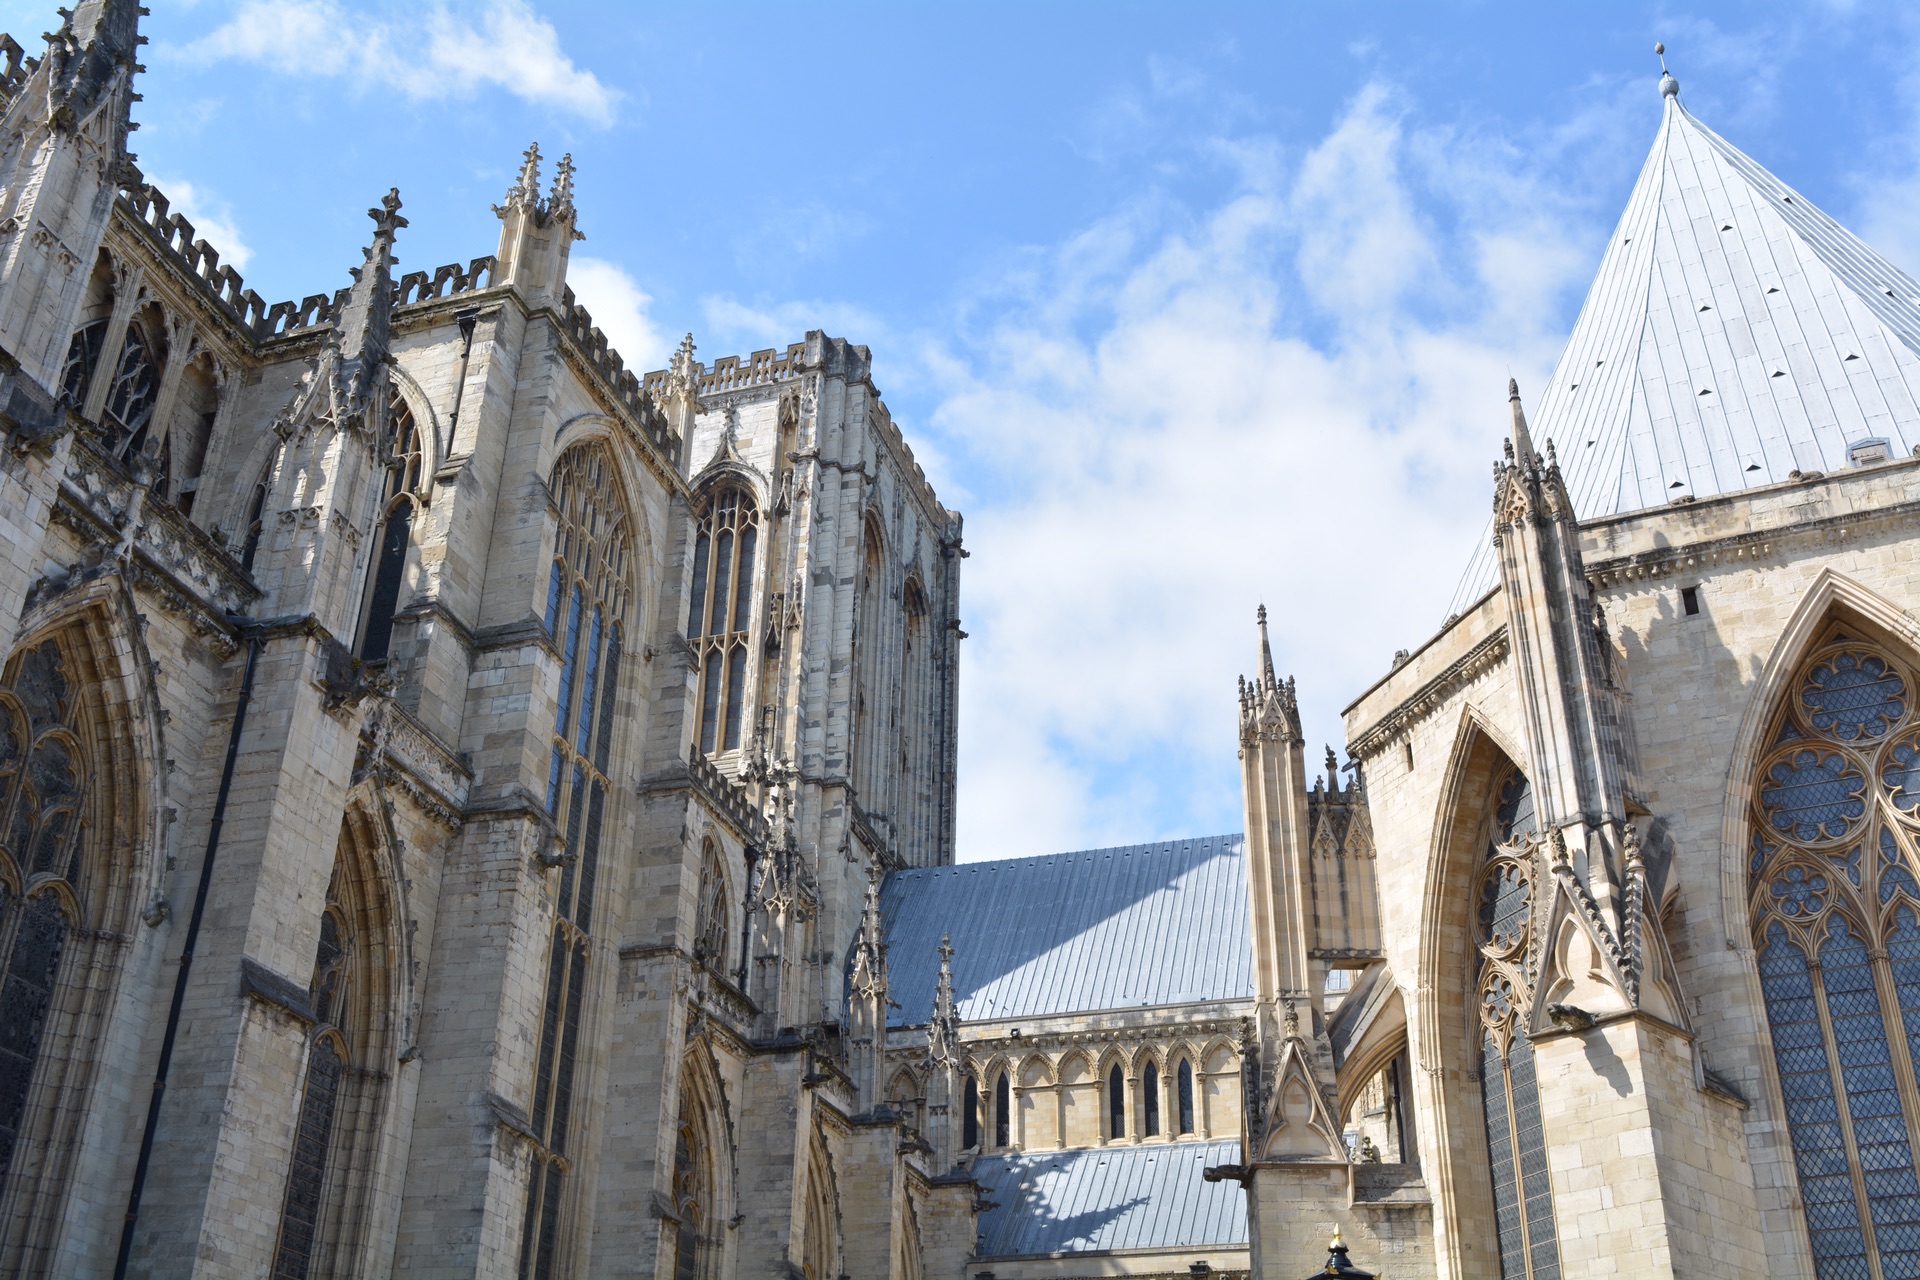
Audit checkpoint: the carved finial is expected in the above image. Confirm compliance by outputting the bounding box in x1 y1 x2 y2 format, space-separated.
513 142 541 202
551 152 576 214
1623 822 1644 870
1551 828 1572 868
1284 998 1300 1039
1257 604 1276 688
1656 42 1679 98
370 187 407 242
1326 746 1339 789
1508 378 1537 466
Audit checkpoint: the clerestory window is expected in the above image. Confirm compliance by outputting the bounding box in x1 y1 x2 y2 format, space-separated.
686 486 758 757
1751 633 1920 1275
357 386 425 664
1108 1064 1125 1140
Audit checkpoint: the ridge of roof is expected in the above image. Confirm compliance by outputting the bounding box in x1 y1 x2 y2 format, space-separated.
1448 94 1920 615
897 832 1246 881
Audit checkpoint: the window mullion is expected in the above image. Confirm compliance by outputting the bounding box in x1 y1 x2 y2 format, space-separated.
1807 944 1887 1280
1502 1055 1534 1280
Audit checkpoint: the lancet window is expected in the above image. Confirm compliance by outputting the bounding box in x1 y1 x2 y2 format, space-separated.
1108 1065 1125 1140
1177 1058 1196 1135
1142 1060 1161 1137
0 641 87 1200
272 898 351 1280
668 1066 717 1280
239 443 284 575
523 443 633 1280
1475 767 1561 1280
357 386 425 664
962 1076 980 1150
694 840 729 971
686 486 758 757
1749 633 1920 1276
101 317 161 464
993 1070 1010 1148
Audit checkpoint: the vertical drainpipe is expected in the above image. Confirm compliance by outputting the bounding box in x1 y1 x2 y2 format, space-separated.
115 623 263 1279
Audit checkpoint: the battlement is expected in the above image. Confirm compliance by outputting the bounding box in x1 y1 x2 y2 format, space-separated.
0 35 36 103
556 285 677 458
641 342 808 400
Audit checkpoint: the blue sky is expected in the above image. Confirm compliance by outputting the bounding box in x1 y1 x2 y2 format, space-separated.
32 0 1920 858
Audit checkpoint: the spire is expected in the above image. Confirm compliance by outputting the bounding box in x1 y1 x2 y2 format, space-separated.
44 0 144 130
927 934 958 1066
505 142 540 209
493 140 582 307
550 152 577 219
328 189 405 429
1257 603 1276 687
1507 377 1537 467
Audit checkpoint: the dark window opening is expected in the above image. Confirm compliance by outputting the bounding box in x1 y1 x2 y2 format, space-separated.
1107 1065 1125 1140
1681 585 1700 616
993 1072 1010 1148
1142 1062 1160 1137
1177 1059 1196 1135
962 1077 979 1150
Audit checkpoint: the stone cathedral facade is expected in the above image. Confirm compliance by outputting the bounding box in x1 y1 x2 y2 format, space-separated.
6 5 1920 1279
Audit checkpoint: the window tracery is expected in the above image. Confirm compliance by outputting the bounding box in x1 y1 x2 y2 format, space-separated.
1474 767 1561 1280
686 486 758 757
0 640 86 1201
1749 634 1920 1276
522 442 633 1280
272 901 350 1280
101 317 160 463
357 386 424 664
694 841 729 971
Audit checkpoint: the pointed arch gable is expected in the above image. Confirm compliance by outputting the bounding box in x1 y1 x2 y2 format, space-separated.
668 1039 736 1280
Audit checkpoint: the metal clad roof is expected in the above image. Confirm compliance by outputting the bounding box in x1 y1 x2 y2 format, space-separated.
1449 97 1920 614
881 835 1252 1027
971 1140 1249 1258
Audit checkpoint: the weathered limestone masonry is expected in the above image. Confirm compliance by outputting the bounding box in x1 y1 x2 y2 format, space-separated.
0 2 972 1277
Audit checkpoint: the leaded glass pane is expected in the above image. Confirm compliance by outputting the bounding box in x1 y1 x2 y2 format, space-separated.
1482 1032 1527 1279
1763 749 1869 843
1804 652 1907 742
0 892 65 1200
272 1039 342 1280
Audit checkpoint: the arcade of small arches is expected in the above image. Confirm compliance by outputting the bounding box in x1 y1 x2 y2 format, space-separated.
887 1040 1244 1154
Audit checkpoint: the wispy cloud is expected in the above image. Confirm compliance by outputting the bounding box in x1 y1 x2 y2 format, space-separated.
567 257 667 374
146 175 253 269
169 0 618 125
918 83 1629 859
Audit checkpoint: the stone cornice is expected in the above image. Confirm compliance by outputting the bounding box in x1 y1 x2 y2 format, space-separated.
1348 626 1510 761
1585 494 1920 590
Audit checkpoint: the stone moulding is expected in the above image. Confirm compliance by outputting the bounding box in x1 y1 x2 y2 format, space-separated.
1585 493 1920 589
1347 627 1510 762
239 956 314 1025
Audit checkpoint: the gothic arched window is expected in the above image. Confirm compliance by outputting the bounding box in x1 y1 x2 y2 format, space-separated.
686 486 758 757
694 841 729 971
993 1070 1010 1149
272 902 350 1280
239 443 283 576
0 641 86 1200
962 1076 979 1150
357 386 424 664
1177 1058 1196 1135
1108 1064 1125 1140
60 319 108 409
1751 633 1920 1275
102 317 160 463
523 443 633 1280
1475 767 1560 1280
1142 1060 1161 1137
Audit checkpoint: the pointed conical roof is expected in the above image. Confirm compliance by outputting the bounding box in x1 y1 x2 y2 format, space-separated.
1450 93 1920 613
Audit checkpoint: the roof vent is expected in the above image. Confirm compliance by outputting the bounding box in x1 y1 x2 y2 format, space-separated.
1721 223 1733 231
1886 288 1897 296
1846 353 1861 361
1772 370 1786 377
1849 437 1891 467
1746 463 1762 472
1784 195 1794 203
1767 287 1781 294
1699 304 1712 312
1699 387 1712 396
1669 480 1686 489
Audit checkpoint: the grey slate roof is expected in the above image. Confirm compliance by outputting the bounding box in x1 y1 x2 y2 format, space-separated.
881 835 1252 1027
971 1140 1248 1258
1449 93 1920 614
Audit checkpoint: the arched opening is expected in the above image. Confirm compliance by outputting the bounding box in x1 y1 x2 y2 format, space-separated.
962 1076 979 1151
852 516 887 803
800 1132 837 1280
239 443 284 575
694 840 729 972
992 1070 1010 1149
686 485 758 757
101 309 164 467
58 253 114 408
1748 623 1920 1273
1176 1058 1195 1136
521 442 635 1280
668 1050 728 1280
356 386 425 664
164 355 219 514
1107 1064 1125 1141
1473 764 1560 1279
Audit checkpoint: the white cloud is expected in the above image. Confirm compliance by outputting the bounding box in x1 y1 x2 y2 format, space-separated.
918 84 1622 860
146 175 253 270
566 257 667 374
172 0 618 124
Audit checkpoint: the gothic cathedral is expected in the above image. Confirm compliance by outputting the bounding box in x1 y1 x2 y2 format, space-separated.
0 5 1914 1279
